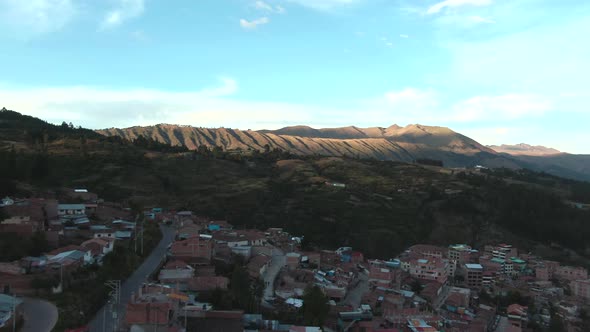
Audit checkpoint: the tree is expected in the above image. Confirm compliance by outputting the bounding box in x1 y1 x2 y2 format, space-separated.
230 265 253 310
28 231 49 256
301 285 329 327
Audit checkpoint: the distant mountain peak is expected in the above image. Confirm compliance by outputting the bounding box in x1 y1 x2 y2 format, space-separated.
489 143 562 156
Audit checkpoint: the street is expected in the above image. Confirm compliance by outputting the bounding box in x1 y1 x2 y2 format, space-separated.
342 271 369 309
87 224 176 332
20 298 58 332
263 247 286 301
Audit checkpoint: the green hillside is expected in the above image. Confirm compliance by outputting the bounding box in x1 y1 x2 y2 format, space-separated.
2 109 590 261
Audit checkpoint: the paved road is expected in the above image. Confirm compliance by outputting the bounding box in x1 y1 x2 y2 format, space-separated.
87 224 176 332
343 271 369 309
263 247 286 301
21 298 58 332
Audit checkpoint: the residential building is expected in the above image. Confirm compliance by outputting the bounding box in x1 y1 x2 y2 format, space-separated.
188 276 229 293
170 235 214 264
48 245 93 265
247 254 271 278
485 244 517 261
463 264 483 289
408 244 446 259
555 266 588 281
409 257 449 284
571 280 590 300
57 204 86 216
448 244 474 264
507 304 528 328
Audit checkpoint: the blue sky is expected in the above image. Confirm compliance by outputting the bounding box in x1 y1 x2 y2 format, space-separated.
0 0 589 153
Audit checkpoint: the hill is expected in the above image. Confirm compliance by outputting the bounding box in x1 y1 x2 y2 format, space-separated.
2 109 590 262
489 143 562 156
98 123 590 181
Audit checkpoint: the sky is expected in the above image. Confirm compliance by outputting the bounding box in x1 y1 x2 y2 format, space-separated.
0 0 589 153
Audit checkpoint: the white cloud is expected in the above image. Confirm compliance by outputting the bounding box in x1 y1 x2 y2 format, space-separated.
427 0 493 15
451 94 553 122
254 1 286 14
287 0 363 11
468 15 495 24
0 0 77 36
100 0 145 29
240 17 270 29
399 34 409 38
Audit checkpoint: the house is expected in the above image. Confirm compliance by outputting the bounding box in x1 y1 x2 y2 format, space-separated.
177 224 202 240
125 302 172 327
571 279 590 300
555 266 588 281
207 220 233 232
507 304 528 328
408 257 449 284
158 265 195 284
188 276 229 292
115 231 133 239
463 264 483 289
213 232 250 248
247 255 271 278
57 204 86 216
81 238 115 263
47 250 86 270
170 236 214 264
48 245 93 265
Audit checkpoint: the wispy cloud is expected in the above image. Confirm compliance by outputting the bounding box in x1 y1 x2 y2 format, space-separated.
0 0 77 36
468 15 495 24
427 0 493 15
399 34 409 38
254 1 286 14
240 17 270 29
287 0 363 11
100 0 145 30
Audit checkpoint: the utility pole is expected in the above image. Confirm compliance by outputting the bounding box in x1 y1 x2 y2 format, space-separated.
105 280 121 332
12 293 16 332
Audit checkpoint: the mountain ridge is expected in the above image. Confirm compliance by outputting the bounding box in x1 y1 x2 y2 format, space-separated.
96 123 590 181
489 143 562 156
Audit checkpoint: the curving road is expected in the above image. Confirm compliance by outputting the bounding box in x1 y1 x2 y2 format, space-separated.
87 224 176 332
21 298 58 332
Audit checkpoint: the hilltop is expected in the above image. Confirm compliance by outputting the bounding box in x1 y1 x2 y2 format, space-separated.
98 123 590 181
489 143 562 156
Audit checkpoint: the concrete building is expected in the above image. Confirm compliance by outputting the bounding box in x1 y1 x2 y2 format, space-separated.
170 235 214 264
409 257 449 284
555 266 588 281
57 204 86 216
571 280 590 300
464 264 483 289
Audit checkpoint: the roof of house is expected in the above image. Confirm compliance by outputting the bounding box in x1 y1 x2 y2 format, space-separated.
115 231 133 239
188 276 230 292
48 250 86 264
0 262 22 275
248 255 271 271
49 245 87 256
507 304 527 316
164 260 190 269
465 263 484 270
58 204 85 210
125 302 172 325
158 268 194 281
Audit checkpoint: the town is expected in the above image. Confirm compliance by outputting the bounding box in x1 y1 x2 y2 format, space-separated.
1 191 590 332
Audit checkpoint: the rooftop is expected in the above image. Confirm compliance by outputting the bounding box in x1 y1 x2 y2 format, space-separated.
58 204 85 210
465 264 483 270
